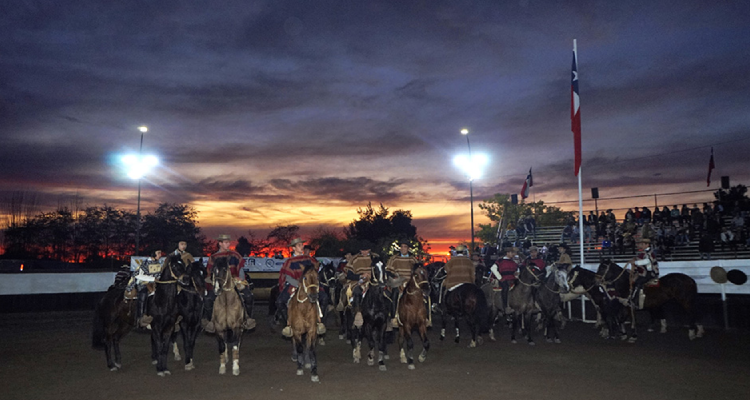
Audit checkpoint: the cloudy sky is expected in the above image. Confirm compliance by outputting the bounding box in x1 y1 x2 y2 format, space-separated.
2 0 749 252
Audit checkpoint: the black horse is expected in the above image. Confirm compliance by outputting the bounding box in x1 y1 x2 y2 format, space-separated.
596 260 704 342
148 254 188 376
436 268 490 348
317 260 339 345
563 266 608 332
92 273 137 371
173 260 207 371
350 262 393 371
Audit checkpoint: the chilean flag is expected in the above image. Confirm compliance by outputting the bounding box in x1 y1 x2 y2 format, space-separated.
520 168 533 199
571 41 582 176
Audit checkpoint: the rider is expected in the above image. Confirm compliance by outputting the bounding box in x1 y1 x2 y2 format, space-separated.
525 246 546 274
173 239 195 266
136 249 162 328
556 243 572 273
278 238 324 337
112 265 134 291
441 245 475 303
630 238 659 304
202 234 256 332
386 239 422 327
491 247 519 314
342 242 379 329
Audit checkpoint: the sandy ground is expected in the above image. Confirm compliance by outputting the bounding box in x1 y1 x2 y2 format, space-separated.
1 307 748 400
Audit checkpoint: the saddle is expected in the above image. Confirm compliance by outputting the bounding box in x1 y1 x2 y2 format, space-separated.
491 280 514 292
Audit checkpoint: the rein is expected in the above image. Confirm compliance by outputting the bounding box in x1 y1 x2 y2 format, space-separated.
517 265 543 288
567 270 598 294
155 262 181 285
597 262 630 285
296 274 319 304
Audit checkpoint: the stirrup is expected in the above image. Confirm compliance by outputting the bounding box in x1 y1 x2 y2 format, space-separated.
391 317 399 327
139 315 153 328
201 319 215 333
317 323 326 335
282 326 293 338
242 318 256 330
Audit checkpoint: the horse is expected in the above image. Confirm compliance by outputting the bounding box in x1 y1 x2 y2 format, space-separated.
209 257 247 375
563 266 607 331
350 261 393 371
436 269 490 348
506 265 541 345
92 277 137 371
148 254 189 376
596 260 704 341
535 266 568 343
171 260 207 371
287 264 322 382
317 260 339 345
396 266 431 369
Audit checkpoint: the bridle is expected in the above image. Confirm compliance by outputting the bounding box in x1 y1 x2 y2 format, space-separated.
406 268 430 297
596 261 629 286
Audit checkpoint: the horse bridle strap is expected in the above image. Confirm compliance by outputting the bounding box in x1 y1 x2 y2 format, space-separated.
155 263 181 284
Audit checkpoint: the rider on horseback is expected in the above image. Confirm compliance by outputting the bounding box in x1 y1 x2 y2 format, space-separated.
136 249 162 328
441 245 475 302
173 239 195 266
386 239 424 328
630 238 659 304
202 234 256 332
491 247 519 315
279 238 324 337
341 242 380 329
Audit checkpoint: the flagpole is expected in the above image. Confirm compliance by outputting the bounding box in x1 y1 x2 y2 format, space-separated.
573 38 585 267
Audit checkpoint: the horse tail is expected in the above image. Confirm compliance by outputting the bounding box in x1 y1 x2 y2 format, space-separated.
91 301 106 350
473 286 491 333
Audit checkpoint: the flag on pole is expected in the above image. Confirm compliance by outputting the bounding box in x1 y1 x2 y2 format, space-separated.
571 41 582 176
520 168 533 199
707 147 715 187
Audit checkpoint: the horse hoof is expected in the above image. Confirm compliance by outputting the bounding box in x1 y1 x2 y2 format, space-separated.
546 338 553 343
339 334 345 340
620 335 628 341
164 370 171 376
157 372 165 377
418 354 426 363
297 369 304 376
408 364 415 370
454 337 460 344
439 335 445 341
379 365 387 372
219 366 226 375
353 358 360 364
311 375 320 382
318 338 326 346
400 355 407 364
511 339 517 344
554 338 562 344
185 362 195 371
647 328 654 332
151 360 158 365
110 367 118 372
305 363 311 370
346 340 351 345
232 367 239 376
114 363 122 369
489 333 496 342
367 358 374 366
468 340 476 348
628 337 637 344
528 341 535 346
477 337 484 345
174 354 182 361
383 354 389 360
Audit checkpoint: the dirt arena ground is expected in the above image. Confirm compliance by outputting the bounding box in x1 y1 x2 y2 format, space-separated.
1 307 748 400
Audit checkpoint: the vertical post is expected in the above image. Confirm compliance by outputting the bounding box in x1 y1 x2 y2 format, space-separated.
721 283 729 330
134 132 144 256
470 179 475 254
654 194 658 209
577 169 585 267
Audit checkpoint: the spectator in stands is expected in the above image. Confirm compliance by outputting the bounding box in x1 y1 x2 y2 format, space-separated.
703 203 713 216
625 208 635 223
670 205 680 226
662 206 671 225
698 233 714 260
652 207 662 225
601 236 613 256
681 204 691 225
614 231 625 255
720 227 737 255
731 212 745 233
641 206 652 225
623 233 636 254
691 208 704 237
606 209 616 225
560 224 572 243
675 226 690 246
526 215 537 238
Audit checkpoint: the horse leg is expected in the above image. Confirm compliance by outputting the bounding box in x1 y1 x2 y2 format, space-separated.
454 317 460 344
104 338 116 371
352 327 361 364
405 330 415 369
183 322 199 370
525 313 535 346
150 332 158 365
309 334 319 382
510 314 518 344
398 327 407 364
113 336 123 369
439 311 447 341
418 323 429 363
366 326 376 367
232 342 241 376
378 326 387 372
628 306 638 343
218 337 227 375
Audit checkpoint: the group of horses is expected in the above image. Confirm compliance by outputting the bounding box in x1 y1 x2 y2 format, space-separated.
93 253 703 381
92 255 252 376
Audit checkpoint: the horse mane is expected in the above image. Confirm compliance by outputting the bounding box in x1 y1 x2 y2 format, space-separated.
160 253 183 276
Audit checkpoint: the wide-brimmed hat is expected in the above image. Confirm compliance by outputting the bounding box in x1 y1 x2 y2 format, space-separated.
216 234 231 241
529 246 539 252
398 239 410 246
455 245 467 252
359 241 374 251
710 266 727 284
290 238 306 247
727 269 747 285
637 238 651 244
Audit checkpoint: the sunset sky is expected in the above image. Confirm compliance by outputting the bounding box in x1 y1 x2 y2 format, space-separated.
2 1 749 254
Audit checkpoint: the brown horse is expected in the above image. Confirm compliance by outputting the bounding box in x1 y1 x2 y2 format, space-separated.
287 264 321 382
209 258 246 375
396 266 431 370
92 283 137 371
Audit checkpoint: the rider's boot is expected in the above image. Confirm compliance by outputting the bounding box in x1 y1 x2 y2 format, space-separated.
137 289 153 328
390 290 399 328
240 287 256 330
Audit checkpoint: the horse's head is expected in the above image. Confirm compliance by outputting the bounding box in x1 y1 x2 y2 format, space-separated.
412 265 431 299
550 265 570 293
595 260 616 284
162 254 189 286
211 257 231 292
301 264 320 303
187 260 207 292
370 259 386 286
318 261 336 291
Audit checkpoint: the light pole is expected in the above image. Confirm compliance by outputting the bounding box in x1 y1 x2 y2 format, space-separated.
121 126 158 256
461 128 474 254
454 129 487 256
